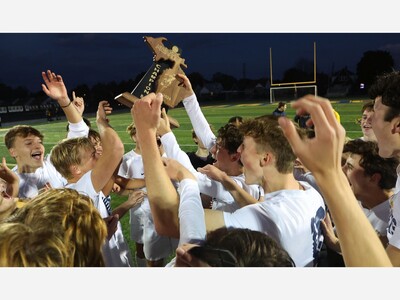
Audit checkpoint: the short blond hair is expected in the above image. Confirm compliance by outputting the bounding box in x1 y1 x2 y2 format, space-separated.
50 137 94 179
0 222 69 267
5 188 107 267
126 121 136 137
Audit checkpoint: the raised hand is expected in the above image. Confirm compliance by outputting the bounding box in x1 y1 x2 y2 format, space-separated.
96 100 112 126
197 164 226 182
157 107 171 137
321 212 341 253
0 157 19 198
279 95 392 267
278 95 345 178
41 70 69 105
176 73 194 99
132 92 163 143
162 157 196 182
72 91 85 116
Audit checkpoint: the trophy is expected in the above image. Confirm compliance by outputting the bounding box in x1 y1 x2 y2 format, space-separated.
115 36 188 128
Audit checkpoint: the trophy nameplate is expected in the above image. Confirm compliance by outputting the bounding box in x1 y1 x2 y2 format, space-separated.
115 36 188 128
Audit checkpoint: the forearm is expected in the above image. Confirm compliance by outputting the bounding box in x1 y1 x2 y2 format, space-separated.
386 245 400 267
315 171 392 266
114 176 146 191
219 174 259 207
98 125 124 159
112 192 142 219
7 181 19 198
124 178 146 190
140 130 180 237
183 94 216 150
324 234 342 254
112 200 131 219
102 178 115 197
58 96 83 124
90 125 124 192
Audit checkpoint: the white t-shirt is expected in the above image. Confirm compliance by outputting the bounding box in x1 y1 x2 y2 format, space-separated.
387 164 400 248
66 171 133 267
360 200 390 237
223 181 326 267
118 149 149 238
161 131 262 213
13 119 89 199
118 149 140 178
13 157 67 199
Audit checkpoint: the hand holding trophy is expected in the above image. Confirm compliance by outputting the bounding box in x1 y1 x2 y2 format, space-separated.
115 36 188 128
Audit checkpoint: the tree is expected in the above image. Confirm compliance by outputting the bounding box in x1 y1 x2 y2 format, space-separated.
0 83 14 100
187 72 205 89
282 58 314 83
356 50 394 88
211 72 237 90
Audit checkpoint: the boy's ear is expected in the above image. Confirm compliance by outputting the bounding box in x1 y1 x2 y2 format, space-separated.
230 152 241 162
260 152 272 167
370 173 382 185
9 147 17 158
70 165 82 176
392 116 400 134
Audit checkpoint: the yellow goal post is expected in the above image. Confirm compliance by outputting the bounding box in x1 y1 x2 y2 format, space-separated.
269 84 317 103
269 42 317 103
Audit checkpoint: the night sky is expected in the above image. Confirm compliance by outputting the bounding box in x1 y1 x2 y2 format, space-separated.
1 32 400 93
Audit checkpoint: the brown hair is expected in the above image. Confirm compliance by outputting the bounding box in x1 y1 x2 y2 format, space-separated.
205 227 295 267
239 115 305 174
4 125 44 149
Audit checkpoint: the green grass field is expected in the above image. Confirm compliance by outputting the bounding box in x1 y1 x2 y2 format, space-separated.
0 98 368 266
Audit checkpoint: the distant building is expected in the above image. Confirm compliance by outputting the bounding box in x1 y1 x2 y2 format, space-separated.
326 67 357 97
199 82 224 96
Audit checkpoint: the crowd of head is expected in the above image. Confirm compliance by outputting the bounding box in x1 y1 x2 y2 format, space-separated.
1 69 400 267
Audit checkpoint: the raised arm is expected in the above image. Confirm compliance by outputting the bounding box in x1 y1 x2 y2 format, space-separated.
132 93 180 238
177 74 216 150
41 70 83 125
158 107 197 175
278 95 392 267
0 157 19 198
91 101 124 193
162 157 206 245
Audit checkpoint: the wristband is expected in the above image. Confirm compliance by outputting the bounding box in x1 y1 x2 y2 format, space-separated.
60 101 72 108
